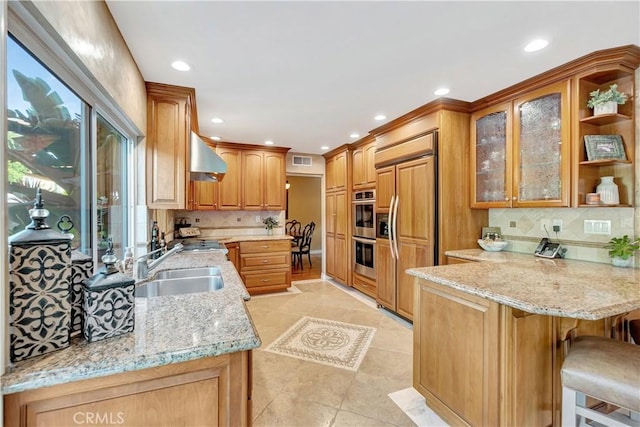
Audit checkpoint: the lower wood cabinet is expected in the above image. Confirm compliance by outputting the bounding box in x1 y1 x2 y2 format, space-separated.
4 351 251 427
225 242 240 270
352 272 376 299
239 240 291 295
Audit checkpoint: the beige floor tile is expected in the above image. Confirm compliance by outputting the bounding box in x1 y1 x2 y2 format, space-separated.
370 327 413 355
341 372 414 426
332 410 399 426
281 361 356 408
358 347 413 382
253 392 338 427
251 383 279 420
252 349 304 391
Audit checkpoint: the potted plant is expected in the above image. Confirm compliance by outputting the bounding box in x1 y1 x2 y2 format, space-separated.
263 216 279 235
603 235 639 268
587 84 628 115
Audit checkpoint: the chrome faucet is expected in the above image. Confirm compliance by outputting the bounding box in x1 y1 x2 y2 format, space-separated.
134 243 184 279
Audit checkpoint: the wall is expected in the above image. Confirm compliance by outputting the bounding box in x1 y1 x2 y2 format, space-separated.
286 152 325 176
32 0 146 132
287 176 322 252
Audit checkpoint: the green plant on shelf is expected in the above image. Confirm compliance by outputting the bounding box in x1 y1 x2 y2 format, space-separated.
586 84 628 109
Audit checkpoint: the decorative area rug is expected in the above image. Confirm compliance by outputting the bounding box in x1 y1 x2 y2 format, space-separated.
264 316 376 371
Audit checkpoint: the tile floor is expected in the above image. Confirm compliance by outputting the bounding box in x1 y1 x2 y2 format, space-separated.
246 279 418 426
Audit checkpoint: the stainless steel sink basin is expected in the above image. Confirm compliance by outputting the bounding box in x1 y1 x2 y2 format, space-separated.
154 266 222 280
136 275 224 298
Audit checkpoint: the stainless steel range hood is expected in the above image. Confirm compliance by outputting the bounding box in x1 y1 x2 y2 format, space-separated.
190 132 227 182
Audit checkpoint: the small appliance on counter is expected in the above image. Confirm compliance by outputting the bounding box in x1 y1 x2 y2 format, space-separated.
83 239 135 343
8 189 74 362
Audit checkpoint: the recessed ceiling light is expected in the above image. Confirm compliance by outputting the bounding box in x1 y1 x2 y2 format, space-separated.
210 136 222 141
264 140 274 145
524 39 548 52
321 146 330 150
374 114 386 121
211 117 224 124
350 133 360 139
171 60 191 71
434 88 450 96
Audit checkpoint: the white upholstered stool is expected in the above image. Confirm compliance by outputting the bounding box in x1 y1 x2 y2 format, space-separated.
561 335 640 426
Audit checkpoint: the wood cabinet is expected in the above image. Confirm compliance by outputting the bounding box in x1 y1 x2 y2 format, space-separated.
145 83 196 209
470 81 571 208
325 190 348 284
5 352 251 426
352 138 376 189
572 64 636 207
239 240 291 295
191 181 218 210
414 278 553 427
225 242 240 271
242 150 287 210
352 272 376 299
217 145 243 210
326 149 348 191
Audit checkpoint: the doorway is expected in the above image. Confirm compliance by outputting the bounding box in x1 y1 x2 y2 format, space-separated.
286 175 322 279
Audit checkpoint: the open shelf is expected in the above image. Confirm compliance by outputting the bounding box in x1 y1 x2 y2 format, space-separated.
579 159 631 166
579 113 631 126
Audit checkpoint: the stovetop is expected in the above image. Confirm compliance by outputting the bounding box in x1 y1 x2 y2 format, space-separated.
169 238 225 251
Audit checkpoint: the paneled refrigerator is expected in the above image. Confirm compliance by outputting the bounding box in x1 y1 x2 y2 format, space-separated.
375 154 436 321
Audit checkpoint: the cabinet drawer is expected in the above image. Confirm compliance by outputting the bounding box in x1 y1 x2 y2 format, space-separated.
240 240 291 254
242 270 290 289
240 252 290 270
352 274 376 299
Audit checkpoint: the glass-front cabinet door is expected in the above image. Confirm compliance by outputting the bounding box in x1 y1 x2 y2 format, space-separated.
471 81 570 208
513 81 570 207
470 102 512 208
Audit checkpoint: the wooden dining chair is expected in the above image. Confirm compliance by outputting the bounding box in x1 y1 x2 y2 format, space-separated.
286 220 302 247
291 222 315 269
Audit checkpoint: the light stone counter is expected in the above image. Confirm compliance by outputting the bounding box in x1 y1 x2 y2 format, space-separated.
2 250 260 395
407 249 639 320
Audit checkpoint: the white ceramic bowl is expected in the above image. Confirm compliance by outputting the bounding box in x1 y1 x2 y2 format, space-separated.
477 239 508 252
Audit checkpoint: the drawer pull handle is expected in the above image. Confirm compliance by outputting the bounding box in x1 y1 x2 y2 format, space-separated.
261 279 269 282
261 260 269 263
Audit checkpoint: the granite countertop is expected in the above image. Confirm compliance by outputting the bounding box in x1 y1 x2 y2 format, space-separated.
2 250 261 395
407 249 639 321
218 235 293 243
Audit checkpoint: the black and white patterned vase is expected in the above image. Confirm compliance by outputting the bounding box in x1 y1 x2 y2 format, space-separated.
70 250 94 336
8 189 74 362
83 241 135 343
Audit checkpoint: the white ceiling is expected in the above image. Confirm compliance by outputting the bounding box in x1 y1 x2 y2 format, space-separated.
106 1 640 155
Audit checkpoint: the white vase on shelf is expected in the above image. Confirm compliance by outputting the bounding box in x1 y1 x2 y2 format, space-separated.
596 176 619 205
593 101 618 116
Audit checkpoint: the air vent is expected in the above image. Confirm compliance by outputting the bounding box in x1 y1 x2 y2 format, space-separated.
292 155 312 167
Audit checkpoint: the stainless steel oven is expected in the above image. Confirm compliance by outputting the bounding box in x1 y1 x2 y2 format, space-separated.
353 236 375 280
353 190 375 239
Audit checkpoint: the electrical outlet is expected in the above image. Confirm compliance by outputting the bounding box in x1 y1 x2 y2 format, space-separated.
255 216 261 223
584 220 611 235
509 221 516 228
552 219 562 232
237 217 241 222
195 218 200 223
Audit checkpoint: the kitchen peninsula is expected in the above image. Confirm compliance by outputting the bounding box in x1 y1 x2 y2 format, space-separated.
408 250 639 426
3 249 260 426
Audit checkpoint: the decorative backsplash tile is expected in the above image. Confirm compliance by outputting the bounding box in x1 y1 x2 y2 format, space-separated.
174 210 286 238
489 207 635 264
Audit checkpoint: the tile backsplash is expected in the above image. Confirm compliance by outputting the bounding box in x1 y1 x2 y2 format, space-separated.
173 210 286 239
489 207 635 265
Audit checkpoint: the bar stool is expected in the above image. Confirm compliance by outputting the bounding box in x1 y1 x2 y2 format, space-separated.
561 335 640 426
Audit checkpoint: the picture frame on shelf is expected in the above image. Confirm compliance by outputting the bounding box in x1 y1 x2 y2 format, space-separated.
584 135 626 161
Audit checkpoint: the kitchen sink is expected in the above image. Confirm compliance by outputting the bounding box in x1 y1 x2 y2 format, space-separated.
154 266 222 280
136 275 224 298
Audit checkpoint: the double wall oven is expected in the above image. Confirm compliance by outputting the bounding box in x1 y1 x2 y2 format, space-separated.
352 190 375 280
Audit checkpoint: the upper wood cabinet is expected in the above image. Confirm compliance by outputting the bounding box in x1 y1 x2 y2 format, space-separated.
352 139 376 189
242 150 286 210
470 81 570 208
146 83 195 209
326 149 348 191
217 146 243 210
572 64 636 207
191 181 218 210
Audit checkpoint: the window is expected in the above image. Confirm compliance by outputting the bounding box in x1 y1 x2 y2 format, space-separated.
7 35 133 264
